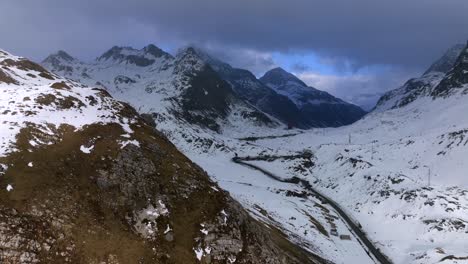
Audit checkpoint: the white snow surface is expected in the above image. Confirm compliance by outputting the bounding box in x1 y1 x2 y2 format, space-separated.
80 145 94 154
0 48 139 157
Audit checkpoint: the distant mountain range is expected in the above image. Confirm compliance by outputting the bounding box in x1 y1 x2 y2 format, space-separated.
43 44 366 131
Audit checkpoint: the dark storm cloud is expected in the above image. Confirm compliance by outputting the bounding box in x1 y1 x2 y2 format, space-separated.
0 0 466 109
1 0 467 68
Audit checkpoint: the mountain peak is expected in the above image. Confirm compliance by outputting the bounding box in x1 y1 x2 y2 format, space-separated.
260 67 307 88
270 67 288 73
54 50 75 61
173 46 208 73
97 45 171 67
175 46 208 64
43 50 76 65
142 44 173 59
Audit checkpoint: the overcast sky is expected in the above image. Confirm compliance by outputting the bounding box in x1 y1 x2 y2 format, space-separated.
1 0 467 109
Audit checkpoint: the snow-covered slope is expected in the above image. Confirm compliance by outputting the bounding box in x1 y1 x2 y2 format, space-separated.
260 68 367 127
43 45 278 134
0 48 326 264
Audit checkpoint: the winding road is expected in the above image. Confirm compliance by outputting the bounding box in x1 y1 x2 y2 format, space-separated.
232 156 393 264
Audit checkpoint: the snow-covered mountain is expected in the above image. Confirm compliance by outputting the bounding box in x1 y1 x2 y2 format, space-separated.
0 48 327 263
43 45 278 134
260 67 367 127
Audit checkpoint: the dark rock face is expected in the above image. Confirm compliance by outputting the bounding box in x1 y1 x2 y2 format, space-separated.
0 68 18 84
395 78 433 107
114 75 136 85
256 92 304 126
178 65 233 132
